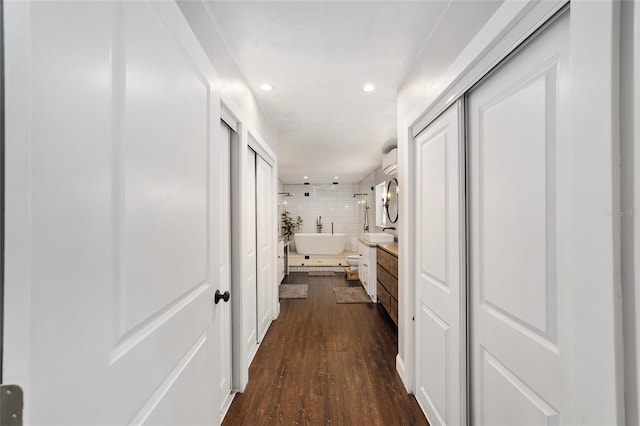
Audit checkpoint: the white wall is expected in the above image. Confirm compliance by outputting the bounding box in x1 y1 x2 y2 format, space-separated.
177 1 278 154
277 179 285 238
397 1 502 126
358 165 399 240
282 183 359 252
358 171 376 235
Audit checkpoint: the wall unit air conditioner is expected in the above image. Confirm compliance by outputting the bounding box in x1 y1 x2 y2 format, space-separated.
382 148 398 175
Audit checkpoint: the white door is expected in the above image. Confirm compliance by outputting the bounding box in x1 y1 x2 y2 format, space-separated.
4 1 221 424
414 101 465 426
468 12 570 424
245 148 259 358
218 121 234 414
256 155 273 341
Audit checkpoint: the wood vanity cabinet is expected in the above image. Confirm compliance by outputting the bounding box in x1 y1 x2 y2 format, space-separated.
376 243 398 325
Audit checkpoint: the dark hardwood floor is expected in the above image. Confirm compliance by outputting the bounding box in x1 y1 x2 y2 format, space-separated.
222 272 428 425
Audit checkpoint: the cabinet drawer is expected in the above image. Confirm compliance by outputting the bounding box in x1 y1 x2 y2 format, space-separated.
377 280 391 311
359 242 369 259
377 264 398 299
389 297 398 325
360 262 369 285
377 247 398 278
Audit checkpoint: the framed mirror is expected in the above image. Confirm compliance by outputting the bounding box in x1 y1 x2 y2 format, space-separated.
386 178 398 223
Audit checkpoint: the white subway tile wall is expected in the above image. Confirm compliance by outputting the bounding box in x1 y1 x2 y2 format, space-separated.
282 183 361 251
359 171 376 233
278 179 286 238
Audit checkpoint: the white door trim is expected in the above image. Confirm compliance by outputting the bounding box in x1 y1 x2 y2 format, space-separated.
569 2 624 423
621 1 640 423
218 120 235 419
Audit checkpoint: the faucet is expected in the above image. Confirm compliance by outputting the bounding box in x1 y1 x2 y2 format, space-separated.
383 226 396 231
316 216 323 233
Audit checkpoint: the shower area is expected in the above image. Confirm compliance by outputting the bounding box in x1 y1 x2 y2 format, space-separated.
277 182 368 273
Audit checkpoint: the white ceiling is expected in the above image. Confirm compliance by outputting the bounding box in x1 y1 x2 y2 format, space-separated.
205 1 491 184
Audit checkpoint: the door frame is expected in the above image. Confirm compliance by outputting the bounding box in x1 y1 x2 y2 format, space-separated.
219 116 237 417
399 0 624 423
621 1 640 423
0 0 5 384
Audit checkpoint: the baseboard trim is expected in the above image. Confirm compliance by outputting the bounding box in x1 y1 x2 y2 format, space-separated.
248 340 259 366
220 391 236 424
396 354 411 393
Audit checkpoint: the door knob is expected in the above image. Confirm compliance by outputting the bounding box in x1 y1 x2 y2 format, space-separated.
215 290 230 304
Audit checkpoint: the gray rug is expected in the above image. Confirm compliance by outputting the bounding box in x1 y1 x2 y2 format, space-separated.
308 271 335 277
333 287 372 304
279 284 308 299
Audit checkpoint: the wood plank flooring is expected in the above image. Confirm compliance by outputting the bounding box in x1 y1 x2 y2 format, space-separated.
222 272 428 425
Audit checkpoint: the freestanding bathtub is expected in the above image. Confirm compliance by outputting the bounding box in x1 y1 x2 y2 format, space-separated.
294 233 346 255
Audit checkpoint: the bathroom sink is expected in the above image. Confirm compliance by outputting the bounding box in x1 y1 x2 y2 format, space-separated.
359 233 394 244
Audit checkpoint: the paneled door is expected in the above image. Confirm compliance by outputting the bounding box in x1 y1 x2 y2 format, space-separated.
4 1 220 424
245 148 259 358
256 155 274 341
414 101 466 426
468 11 570 424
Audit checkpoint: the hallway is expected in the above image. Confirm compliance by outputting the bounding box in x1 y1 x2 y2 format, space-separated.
223 273 427 425
2 1 633 424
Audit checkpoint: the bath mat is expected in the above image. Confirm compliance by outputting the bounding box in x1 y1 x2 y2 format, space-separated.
279 284 308 299
308 271 335 277
332 287 372 304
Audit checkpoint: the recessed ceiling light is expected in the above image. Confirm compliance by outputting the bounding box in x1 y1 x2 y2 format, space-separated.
362 83 375 92
303 176 308 179
260 83 273 92
334 176 339 179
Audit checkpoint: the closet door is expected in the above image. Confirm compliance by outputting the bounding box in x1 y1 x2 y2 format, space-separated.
245 148 258 358
256 155 273 341
414 101 465 426
468 12 570 424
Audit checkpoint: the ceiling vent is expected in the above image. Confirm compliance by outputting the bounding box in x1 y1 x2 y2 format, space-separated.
383 148 398 175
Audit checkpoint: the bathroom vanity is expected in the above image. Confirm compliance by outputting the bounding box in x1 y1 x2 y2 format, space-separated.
358 233 394 301
358 241 375 301
376 243 398 325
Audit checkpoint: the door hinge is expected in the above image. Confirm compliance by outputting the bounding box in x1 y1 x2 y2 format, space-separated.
0 385 23 426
